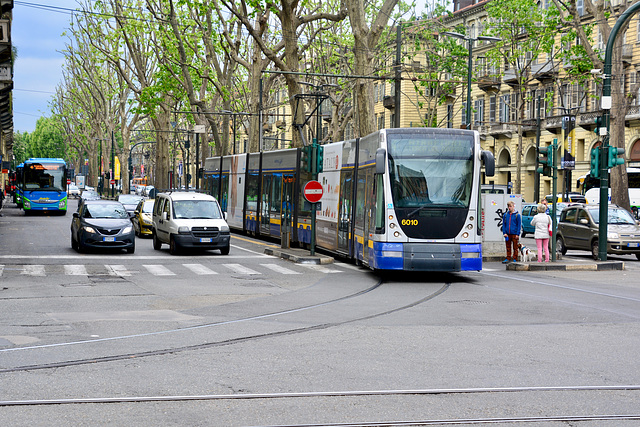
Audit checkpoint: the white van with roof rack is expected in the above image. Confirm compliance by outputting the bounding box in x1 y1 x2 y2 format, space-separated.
152 191 230 255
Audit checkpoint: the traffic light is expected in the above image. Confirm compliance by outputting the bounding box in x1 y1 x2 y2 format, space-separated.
594 116 603 135
590 147 600 179
315 145 324 174
537 145 553 177
300 146 312 173
607 146 625 168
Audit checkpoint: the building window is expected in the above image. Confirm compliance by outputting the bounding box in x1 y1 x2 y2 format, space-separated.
499 94 510 123
447 104 453 128
474 98 484 127
489 96 496 123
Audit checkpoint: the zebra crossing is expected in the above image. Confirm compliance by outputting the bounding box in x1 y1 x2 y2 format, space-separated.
0 262 342 278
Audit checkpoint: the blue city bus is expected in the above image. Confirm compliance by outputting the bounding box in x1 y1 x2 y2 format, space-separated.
20 158 68 215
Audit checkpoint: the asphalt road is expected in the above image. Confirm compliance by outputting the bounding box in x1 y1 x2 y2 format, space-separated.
1 200 639 426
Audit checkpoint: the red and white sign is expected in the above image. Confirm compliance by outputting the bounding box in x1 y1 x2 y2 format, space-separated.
109 179 116 185
303 180 323 203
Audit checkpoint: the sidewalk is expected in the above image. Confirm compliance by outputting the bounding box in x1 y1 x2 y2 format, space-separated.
504 258 624 271
264 246 334 265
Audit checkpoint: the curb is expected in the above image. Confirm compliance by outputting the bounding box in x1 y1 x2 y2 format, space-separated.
506 261 624 271
264 247 334 265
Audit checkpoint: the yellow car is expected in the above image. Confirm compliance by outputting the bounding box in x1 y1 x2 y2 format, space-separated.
132 198 155 237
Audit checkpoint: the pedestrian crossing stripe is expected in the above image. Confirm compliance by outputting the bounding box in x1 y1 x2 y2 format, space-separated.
183 264 218 275
143 265 175 276
2 263 341 277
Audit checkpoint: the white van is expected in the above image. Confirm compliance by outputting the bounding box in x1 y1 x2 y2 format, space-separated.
152 191 230 255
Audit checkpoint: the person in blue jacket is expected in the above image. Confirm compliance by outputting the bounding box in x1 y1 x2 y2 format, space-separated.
502 200 522 263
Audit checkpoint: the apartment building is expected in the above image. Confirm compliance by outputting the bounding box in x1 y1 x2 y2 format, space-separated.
438 0 640 202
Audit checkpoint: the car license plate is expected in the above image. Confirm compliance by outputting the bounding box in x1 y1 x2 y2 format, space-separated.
627 242 639 248
200 238 212 243
103 236 116 242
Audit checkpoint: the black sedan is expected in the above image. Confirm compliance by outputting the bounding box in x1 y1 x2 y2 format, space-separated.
71 200 135 253
117 194 144 216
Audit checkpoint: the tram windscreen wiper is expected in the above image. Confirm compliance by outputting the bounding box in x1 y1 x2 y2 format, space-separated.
408 206 427 217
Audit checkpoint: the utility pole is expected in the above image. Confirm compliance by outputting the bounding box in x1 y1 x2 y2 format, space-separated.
394 22 402 128
598 1 640 260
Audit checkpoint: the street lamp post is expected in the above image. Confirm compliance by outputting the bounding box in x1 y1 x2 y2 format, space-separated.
442 31 501 129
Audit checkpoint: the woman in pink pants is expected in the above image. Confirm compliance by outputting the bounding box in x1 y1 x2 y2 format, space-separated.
530 203 552 262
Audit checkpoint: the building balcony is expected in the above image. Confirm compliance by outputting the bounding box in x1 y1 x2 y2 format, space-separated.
522 118 538 136
489 122 516 138
383 95 395 110
532 60 558 82
544 115 563 134
578 110 601 131
477 75 501 93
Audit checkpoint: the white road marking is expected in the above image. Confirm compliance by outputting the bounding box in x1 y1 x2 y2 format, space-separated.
64 265 88 276
301 264 341 274
260 263 301 275
0 264 3 276
183 264 218 275
143 264 176 276
106 265 132 277
21 265 45 276
224 263 261 275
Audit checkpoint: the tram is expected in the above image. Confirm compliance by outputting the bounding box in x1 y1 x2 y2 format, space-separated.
203 128 495 271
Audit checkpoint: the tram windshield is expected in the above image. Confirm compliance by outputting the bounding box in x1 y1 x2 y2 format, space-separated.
387 132 474 209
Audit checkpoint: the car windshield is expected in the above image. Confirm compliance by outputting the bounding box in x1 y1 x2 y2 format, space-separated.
142 200 154 213
173 200 222 219
84 203 129 219
118 195 143 204
587 208 636 225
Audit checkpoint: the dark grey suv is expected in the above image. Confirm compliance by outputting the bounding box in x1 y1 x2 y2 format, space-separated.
556 204 640 260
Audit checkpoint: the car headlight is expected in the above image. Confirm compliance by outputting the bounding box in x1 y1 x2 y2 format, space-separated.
24 200 31 209
608 232 620 239
178 226 190 233
122 225 133 234
83 226 97 234
59 200 66 209
221 224 230 233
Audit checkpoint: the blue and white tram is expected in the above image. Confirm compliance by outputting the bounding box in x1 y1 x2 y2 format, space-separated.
203 128 494 272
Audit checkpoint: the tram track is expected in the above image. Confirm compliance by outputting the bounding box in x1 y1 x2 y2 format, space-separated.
0 280 450 374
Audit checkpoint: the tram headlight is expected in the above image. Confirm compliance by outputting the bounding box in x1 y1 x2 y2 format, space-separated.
389 223 396 229
466 224 473 230
388 215 394 220
462 232 469 238
394 231 400 237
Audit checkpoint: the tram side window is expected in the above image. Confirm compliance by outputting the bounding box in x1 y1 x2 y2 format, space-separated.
221 174 229 212
247 172 259 211
262 175 272 225
374 174 385 233
271 174 282 214
355 172 367 229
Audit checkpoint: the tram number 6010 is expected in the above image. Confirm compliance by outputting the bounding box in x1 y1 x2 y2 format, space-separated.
401 219 419 226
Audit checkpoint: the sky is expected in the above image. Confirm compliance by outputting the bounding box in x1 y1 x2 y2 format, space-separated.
13 0 78 133
10 1 433 134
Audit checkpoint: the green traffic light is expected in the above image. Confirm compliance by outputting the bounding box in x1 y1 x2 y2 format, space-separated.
607 146 625 168
590 147 600 179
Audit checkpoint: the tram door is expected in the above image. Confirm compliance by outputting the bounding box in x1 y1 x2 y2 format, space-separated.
337 171 353 256
281 174 295 246
260 174 272 235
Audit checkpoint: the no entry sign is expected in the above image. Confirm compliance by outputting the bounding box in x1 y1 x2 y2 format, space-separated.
303 180 323 203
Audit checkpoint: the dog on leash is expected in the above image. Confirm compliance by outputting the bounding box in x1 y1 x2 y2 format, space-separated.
518 243 535 263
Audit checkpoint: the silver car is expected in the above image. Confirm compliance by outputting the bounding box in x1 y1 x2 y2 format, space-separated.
556 204 640 260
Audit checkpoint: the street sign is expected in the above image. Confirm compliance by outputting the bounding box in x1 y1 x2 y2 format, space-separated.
303 180 323 203
109 179 115 185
